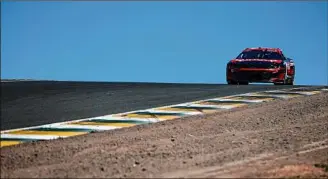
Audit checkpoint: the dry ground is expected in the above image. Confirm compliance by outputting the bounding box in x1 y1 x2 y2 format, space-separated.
1 92 328 178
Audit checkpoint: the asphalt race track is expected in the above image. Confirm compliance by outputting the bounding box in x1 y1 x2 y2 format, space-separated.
2 81 328 178
1 81 304 130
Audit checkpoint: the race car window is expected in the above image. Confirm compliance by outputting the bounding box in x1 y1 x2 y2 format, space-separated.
285 58 290 62
236 50 284 60
280 53 287 61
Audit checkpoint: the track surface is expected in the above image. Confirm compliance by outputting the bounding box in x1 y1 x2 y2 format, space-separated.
1 81 298 130
1 87 327 178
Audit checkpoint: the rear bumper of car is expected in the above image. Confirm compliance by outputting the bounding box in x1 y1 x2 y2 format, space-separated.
226 68 286 83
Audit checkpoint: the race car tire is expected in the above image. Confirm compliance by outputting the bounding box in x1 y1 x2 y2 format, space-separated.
274 81 293 85
227 80 238 85
238 81 249 85
287 80 294 85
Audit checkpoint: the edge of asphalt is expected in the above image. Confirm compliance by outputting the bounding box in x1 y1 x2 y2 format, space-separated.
2 81 304 131
1 85 327 148
0 86 312 132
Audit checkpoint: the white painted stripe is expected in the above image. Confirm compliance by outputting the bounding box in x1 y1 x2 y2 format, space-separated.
239 93 293 99
154 104 209 112
279 87 306 91
42 124 119 131
172 103 215 107
208 98 263 103
1 134 60 140
218 105 245 109
108 116 162 122
0 87 322 136
144 109 195 115
148 109 203 115
264 90 318 95
83 116 156 123
185 103 243 109
178 104 226 109
0 117 98 134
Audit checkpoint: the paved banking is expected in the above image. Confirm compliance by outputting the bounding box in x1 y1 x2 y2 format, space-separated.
1 81 298 130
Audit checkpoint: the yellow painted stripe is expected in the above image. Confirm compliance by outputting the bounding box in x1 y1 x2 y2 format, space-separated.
156 107 199 112
157 116 181 120
222 96 274 101
195 101 247 107
119 113 180 120
157 107 219 114
219 95 234 99
256 92 302 97
70 121 136 127
0 141 23 147
123 113 155 119
284 94 303 98
308 91 322 94
227 103 247 108
7 130 87 137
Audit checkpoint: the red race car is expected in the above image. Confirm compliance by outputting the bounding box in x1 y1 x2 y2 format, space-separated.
226 47 295 85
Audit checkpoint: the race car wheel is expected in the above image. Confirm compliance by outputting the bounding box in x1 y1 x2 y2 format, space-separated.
287 79 294 85
274 81 293 85
227 80 238 85
238 81 249 85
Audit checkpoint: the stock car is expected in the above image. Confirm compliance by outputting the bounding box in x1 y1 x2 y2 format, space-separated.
226 47 295 85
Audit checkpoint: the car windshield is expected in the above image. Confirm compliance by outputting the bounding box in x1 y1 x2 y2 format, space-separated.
236 50 283 60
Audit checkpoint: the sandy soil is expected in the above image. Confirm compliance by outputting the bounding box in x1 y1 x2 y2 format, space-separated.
1 91 328 178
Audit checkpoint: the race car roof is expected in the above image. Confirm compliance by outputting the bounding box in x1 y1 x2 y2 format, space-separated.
243 47 282 53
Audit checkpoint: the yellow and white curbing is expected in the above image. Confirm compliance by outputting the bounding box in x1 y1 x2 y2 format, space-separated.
1 87 327 148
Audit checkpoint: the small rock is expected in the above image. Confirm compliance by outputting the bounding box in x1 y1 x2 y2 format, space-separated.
135 161 140 165
142 168 147 171
100 167 105 171
171 138 175 142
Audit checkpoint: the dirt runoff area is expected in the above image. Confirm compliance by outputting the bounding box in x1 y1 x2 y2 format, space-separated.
1 91 328 178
